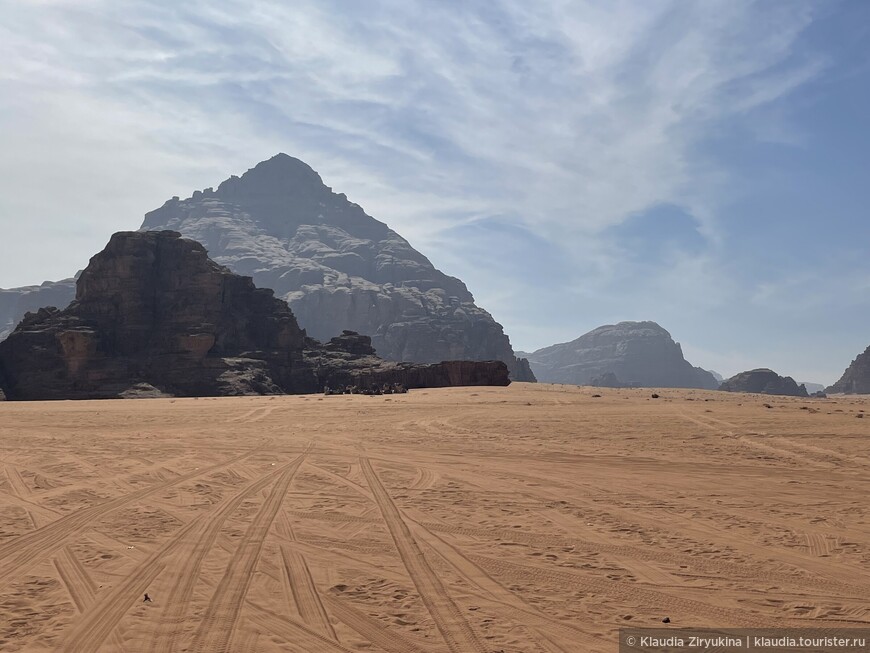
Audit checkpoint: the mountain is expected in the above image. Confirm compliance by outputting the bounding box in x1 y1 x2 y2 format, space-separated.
827 345 870 394
139 154 534 380
517 321 719 389
0 231 509 400
708 370 724 384
719 369 808 397
0 154 533 381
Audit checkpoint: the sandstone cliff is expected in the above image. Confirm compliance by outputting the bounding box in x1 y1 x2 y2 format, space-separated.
139 154 534 381
0 231 509 400
719 369 808 397
827 346 870 394
518 321 719 389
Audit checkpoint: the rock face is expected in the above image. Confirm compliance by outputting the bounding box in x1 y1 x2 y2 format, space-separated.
0 278 77 340
135 154 534 381
518 321 719 389
305 331 510 393
719 369 808 397
0 231 509 400
827 346 870 394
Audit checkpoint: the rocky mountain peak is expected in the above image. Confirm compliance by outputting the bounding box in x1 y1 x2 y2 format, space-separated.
137 155 534 380
0 155 534 381
216 153 329 202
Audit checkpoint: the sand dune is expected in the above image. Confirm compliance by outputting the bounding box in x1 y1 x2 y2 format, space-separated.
0 384 868 652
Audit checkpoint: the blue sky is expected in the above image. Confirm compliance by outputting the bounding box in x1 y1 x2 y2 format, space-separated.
1 0 868 383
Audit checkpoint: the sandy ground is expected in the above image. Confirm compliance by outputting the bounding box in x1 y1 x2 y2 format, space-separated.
0 383 868 652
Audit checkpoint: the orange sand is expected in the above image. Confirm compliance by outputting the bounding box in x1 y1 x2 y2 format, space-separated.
0 383 868 652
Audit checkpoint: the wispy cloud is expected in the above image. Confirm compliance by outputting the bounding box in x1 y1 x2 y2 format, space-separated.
0 1 823 234
1 0 859 381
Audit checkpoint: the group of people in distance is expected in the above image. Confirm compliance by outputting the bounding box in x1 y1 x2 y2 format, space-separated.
323 383 408 396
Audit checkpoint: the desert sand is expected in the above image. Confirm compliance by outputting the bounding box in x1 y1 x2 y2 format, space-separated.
0 383 869 652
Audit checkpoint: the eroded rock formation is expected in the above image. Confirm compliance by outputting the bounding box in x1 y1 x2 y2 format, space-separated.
719 369 808 397
827 346 870 394
518 321 719 389
139 154 534 381
305 331 509 392
0 231 509 400
0 156 533 381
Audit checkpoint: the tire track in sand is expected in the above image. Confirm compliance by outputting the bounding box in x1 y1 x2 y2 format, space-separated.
247 602 356 653
4 464 32 497
53 546 126 652
360 456 487 653
468 553 803 629
0 447 260 584
188 445 310 653
280 543 338 640
409 519 601 653
409 467 437 490
306 462 373 499
0 489 61 527
147 454 305 653
57 515 206 653
279 517 583 653
233 621 260 652
322 594 439 653
228 405 277 424
53 546 98 613
283 525 584 653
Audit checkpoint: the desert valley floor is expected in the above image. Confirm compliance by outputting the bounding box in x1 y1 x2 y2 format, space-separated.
1 383 869 652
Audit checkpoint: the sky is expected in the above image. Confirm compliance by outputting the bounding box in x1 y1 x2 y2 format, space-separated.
1 0 868 384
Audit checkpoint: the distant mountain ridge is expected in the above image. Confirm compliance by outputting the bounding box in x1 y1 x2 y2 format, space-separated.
0 278 76 340
0 154 534 381
719 368 808 397
798 381 825 395
518 321 719 389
